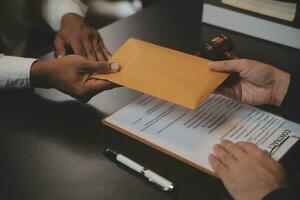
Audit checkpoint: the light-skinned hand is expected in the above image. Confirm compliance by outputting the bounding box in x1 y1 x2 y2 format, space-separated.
209 140 288 200
209 59 290 106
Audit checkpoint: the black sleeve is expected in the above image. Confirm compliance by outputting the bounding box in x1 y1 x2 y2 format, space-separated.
263 188 298 200
280 140 300 176
279 71 300 123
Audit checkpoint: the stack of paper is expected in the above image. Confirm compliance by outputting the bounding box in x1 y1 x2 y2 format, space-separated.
222 0 297 22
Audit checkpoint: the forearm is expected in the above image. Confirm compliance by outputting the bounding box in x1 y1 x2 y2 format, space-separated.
0 54 36 89
42 0 88 31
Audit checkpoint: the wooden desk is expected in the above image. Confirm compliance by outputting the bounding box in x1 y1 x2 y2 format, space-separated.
1 0 299 199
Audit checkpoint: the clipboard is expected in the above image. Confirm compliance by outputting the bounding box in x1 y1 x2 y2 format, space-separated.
101 94 300 178
102 117 217 177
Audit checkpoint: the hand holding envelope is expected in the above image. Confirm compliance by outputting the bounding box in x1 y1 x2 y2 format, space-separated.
92 38 229 109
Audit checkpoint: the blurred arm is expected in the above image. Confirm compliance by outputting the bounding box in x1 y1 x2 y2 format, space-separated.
42 0 88 31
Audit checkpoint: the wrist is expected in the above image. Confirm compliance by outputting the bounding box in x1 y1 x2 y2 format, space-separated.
61 13 84 24
272 69 291 107
30 60 52 88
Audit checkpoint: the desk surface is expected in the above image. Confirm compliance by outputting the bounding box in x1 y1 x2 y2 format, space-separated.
1 0 300 200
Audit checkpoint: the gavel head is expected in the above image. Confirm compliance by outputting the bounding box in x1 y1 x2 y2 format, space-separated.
199 34 234 61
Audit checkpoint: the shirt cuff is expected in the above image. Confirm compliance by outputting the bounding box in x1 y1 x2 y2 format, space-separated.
0 55 37 89
42 0 88 31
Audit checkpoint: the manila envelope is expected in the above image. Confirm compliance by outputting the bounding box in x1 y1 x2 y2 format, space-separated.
93 38 229 109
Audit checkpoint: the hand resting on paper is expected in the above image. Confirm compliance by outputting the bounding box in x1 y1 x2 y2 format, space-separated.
209 140 288 200
209 59 290 107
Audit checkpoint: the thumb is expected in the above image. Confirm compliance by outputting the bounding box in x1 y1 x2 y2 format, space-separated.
208 59 249 74
54 36 66 58
81 62 120 74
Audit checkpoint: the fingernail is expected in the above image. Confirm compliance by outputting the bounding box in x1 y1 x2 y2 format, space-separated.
221 139 227 143
111 63 120 72
57 55 63 58
221 140 229 146
222 139 231 144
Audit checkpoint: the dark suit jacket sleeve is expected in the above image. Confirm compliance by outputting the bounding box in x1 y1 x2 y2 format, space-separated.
263 69 300 200
263 188 298 200
279 70 300 122
263 141 300 200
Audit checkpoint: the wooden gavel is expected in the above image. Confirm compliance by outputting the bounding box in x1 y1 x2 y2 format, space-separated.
195 34 239 61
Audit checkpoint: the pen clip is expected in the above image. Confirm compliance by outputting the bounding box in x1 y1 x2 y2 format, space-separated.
142 169 174 192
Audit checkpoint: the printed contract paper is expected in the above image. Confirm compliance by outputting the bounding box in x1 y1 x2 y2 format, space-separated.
104 94 300 174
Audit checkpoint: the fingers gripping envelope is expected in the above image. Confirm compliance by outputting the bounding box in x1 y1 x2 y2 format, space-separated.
92 38 229 109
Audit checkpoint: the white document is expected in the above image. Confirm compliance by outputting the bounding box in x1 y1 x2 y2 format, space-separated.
222 0 297 22
105 94 300 173
201 3 300 49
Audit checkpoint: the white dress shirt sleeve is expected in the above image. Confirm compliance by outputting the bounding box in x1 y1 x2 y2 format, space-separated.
42 0 88 31
0 54 37 89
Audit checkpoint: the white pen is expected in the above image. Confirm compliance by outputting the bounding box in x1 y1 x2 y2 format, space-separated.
102 147 174 192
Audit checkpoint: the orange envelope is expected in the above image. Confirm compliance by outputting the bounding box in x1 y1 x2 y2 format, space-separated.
93 38 229 109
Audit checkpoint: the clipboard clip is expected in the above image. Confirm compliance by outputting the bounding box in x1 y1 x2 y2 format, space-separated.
268 135 300 156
